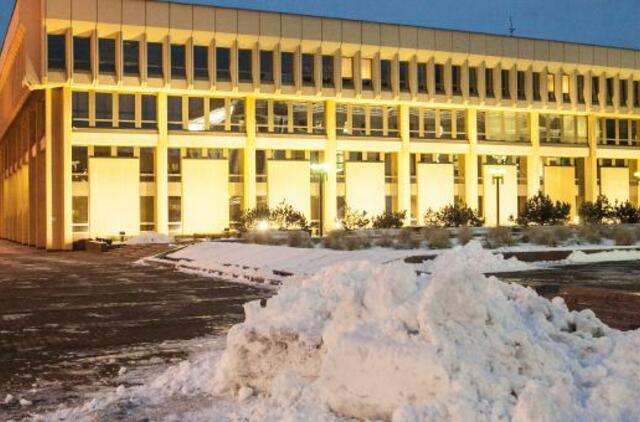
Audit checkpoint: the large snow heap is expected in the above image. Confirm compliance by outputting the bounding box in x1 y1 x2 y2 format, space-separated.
214 241 640 421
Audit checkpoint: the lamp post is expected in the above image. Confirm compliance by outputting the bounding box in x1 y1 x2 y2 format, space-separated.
489 168 506 227
311 163 330 236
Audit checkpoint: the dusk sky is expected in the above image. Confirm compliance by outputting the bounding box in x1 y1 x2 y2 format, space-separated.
1 0 639 50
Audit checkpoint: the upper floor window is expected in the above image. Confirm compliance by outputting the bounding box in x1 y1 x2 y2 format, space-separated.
605 77 614 105
409 107 466 140
167 96 183 130
216 47 231 81
171 45 186 79
451 65 461 95
501 69 510 99
547 73 556 102
577 75 585 104
435 64 445 94
193 46 209 80
95 93 113 128
399 61 410 92
380 60 392 91
620 80 628 107
48 34 66 71
98 39 115 74
341 57 353 89
281 52 295 85
361 58 373 90
238 49 252 82
469 67 478 97
336 104 398 137
260 50 273 83
539 114 587 144
485 68 494 98
255 100 324 135
591 76 600 105
322 55 334 88
417 63 428 94
516 71 525 100
72 92 89 128
597 118 639 146
73 37 91 72
119 94 135 128
141 95 157 129
147 42 163 78
634 81 640 108
302 53 314 86
561 74 570 103
123 40 140 76
532 72 541 101
477 110 529 143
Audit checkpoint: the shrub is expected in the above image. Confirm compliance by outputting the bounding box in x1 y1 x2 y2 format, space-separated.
372 210 407 229
485 227 516 248
576 225 602 244
322 230 345 250
613 201 640 224
457 226 474 245
525 226 572 247
516 192 571 226
422 227 450 249
613 227 638 246
237 201 308 231
424 203 484 227
579 195 614 225
322 230 371 250
375 232 395 248
395 228 421 249
340 207 370 231
286 230 312 248
237 205 271 231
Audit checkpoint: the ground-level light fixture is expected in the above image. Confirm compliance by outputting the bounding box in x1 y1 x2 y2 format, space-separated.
488 167 506 227
310 163 331 236
256 220 270 232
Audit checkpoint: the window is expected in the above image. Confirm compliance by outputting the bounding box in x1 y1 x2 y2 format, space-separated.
532 72 541 101
73 37 91 72
260 50 273 83
380 60 392 91
322 55 334 88
140 196 155 231
370 106 383 136
516 71 525 100
634 81 640 108
606 77 614 105
147 42 163 78
168 96 183 130
351 106 366 136
238 49 252 82
72 92 89 128
72 146 88 179
141 95 157 129
216 47 231 81
292 103 308 134
312 102 325 135
98 38 116 74
547 73 556 101
123 41 140 76
561 74 570 103
399 61 410 92
361 58 373 90
341 57 353 88
188 97 205 131
95 93 113 128
501 69 510 99
485 68 494 97
620 80 628 107
193 46 209 80
435 64 445 94
539 114 587 144
72 197 89 230
168 149 181 176
302 53 314 86
468 67 478 97
479 110 529 143
577 75 585 104
168 197 181 226
171 45 186 79
229 99 246 132
117 146 134 157
93 146 111 157
118 94 135 128
48 34 66 71
281 52 295 85
451 65 461 95
417 63 428 94
209 98 226 131
592 76 600 105
273 101 289 133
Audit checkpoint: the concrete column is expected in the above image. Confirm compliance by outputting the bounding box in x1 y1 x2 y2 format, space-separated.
527 111 541 197
465 108 479 210
62 87 73 249
324 99 338 233
584 114 599 201
243 96 257 210
155 92 169 234
398 105 411 225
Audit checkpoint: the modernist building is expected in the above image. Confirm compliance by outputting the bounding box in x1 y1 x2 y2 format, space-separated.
1 0 640 249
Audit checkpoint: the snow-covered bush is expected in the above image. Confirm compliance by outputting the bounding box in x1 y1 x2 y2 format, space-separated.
613 226 637 246
394 228 421 249
457 226 474 245
525 225 572 247
286 230 312 248
516 191 571 226
321 230 371 250
576 224 602 244
422 227 450 249
485 226 516 248
371 210 406 229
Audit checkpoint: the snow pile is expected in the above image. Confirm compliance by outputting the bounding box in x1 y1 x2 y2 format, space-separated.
422 240 532 273
563 249 640 265
214 242 640 421
124 232 172 245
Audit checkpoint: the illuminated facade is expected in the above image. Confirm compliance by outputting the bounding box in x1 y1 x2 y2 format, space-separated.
2 0 640 249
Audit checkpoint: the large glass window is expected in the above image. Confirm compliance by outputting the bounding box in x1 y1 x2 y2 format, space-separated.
73 37 91 72
193 46 209 80
292 103 308 134
281 52 295 85
435 64 445 94
95 93 113 128
341 57 354 89
485 68 494 98
140 196 155 231
123 40 140 76
501 69 510 99
451 65 461 95
48 34 66 71
577 75 585 104
539 114 587 144
72 92 89 128
322 55 334 88
187 97 205 131
302 53 314 86
216 47 231 81
516 71 525 100
478 110 529 143
147 42 163 78
469 67 478 97
592 76 600 105
118 94 135 128
238 49 252 82
351 106 366 136
141 95 157 129
547 73 556 101
399 61 410 92
168 96 183 130
72 146 88 180
171 44 186 79
209 98 226 131
260 50 273 83
255 100 269 133
417 63 428 94
98 38 116 74
273 101 289 133
620 80 628 107
336 104 399 137
606 77 614 105
229 99 246 132
381 60 392 91
533 72 541 101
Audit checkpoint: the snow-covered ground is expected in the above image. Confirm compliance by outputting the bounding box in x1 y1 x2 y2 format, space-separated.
36 242 640 421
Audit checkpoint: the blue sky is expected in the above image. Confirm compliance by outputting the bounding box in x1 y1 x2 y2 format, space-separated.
1 0 639 50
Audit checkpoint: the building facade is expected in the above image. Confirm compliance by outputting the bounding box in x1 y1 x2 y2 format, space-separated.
1 0 640 249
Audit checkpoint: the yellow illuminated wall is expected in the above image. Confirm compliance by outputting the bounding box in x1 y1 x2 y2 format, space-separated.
181 158 229 234
544 166 577 218
89 158 140 238
345 161 386 218
483 165 518 226
600 167 629 203
416 163 454 224
267 160 311 218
